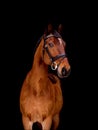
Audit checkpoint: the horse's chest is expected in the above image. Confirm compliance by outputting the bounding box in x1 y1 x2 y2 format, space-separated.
27 98 54 120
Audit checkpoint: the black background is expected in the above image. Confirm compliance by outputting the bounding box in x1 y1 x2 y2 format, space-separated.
2 2 95 130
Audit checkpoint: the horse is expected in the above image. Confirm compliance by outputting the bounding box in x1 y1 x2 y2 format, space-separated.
19 24 71 130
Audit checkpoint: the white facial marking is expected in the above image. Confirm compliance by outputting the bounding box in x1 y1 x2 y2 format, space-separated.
58 38 62 45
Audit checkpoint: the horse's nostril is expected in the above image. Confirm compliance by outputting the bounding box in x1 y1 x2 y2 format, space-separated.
62 67 67 76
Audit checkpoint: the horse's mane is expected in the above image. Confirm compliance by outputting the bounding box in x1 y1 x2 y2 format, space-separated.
31 35 43 64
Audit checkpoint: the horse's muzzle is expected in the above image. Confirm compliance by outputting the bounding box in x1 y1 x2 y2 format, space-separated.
57 66 71 78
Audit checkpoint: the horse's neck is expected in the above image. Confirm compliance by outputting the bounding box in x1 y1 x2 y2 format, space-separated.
32 39 48 77
30 40 49 94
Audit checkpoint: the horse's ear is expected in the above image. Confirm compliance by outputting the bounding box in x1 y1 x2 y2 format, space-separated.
57 24 63 34
44 23 54 35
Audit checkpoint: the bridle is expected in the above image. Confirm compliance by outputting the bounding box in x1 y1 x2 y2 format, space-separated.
43 33 67 70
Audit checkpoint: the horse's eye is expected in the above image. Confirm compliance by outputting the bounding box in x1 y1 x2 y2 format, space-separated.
48 42 54 47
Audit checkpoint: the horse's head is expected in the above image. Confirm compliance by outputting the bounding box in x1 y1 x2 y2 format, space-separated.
42 24 71 78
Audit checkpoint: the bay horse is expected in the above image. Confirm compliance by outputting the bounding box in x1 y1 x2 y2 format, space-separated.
20 24 71 130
